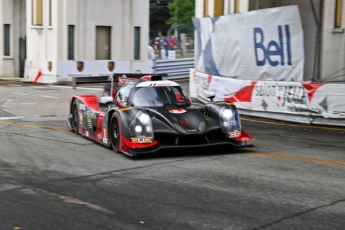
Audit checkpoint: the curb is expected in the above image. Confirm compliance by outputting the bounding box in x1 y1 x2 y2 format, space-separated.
0 78 72 86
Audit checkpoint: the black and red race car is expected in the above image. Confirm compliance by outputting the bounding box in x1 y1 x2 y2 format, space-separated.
67 74 254 157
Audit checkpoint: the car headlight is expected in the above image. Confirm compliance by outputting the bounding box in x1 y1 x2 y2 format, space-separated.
129 111 154 143
222 109 233 119
219 106 242 138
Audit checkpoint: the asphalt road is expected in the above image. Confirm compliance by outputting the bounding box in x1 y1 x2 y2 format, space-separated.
0 80 345 230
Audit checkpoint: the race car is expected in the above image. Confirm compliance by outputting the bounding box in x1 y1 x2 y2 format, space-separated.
67 74 254 156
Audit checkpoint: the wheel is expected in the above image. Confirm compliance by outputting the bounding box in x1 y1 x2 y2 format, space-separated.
110 113 121 153
71 101 79 133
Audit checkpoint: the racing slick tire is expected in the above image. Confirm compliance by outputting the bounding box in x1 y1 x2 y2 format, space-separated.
71 100 79 134
110 113 121 153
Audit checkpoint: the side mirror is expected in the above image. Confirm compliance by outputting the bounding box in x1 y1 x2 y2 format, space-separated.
100 96 113 104
203 90 216 102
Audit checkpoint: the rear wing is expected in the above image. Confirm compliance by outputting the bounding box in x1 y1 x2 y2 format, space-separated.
72 72 167 89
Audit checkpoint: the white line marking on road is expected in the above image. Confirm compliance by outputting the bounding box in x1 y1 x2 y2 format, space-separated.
7 84 21 87
42 96 59 99
0 116 24 120
12 93 30 96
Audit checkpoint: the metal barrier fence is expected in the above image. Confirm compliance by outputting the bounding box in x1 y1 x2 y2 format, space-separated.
154 58 194 80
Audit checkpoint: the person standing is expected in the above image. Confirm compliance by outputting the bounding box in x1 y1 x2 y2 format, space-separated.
169 35 175 50
148 42 157 74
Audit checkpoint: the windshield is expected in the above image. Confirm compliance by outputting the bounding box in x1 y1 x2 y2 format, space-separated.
131 86 192 107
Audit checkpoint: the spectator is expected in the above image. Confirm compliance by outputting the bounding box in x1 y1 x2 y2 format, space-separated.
159 35 166 58
170 35 175 50
148 42 157 74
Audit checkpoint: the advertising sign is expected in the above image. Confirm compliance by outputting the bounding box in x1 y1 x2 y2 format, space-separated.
193 6 304 82
190 70 345 119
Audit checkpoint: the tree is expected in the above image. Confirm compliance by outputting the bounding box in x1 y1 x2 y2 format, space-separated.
150 4 171 38
166 0 195 25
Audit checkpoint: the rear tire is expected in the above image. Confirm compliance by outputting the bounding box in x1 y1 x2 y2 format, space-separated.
71 101 79 133
110 113 121 153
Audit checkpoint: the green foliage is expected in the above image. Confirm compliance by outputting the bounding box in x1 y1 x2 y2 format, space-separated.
166 0 195 25
150 5 171 38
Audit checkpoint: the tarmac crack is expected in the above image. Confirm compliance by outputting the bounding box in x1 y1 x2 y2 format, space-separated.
0 131 91 146
251 198 345 230
43 154 221 184
9 181 124 217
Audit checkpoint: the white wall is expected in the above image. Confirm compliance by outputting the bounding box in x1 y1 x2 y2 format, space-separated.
320 0 345 81
0 0 26 78
1 0 15 77
0 0 3 75
195 0 204 18
25 0 151 78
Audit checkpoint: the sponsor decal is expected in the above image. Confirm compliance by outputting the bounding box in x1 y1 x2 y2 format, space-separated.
85 131 89 137
180 119 189 126
149 83 172 86
131 136 153 143
79 113 83 125
47 61 53 72
254 25 292 67
168 108 186 114
87 110 91 123
77 61 84 72
97 133 102 140
333 111 345 117
108 61 115 72
230 130 241 138
79 104 86 110
102 128 108 143
90 112 97 119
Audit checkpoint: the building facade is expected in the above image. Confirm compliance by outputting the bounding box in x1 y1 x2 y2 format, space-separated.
0 0 26 78
195 0 345 82
1 0 151 80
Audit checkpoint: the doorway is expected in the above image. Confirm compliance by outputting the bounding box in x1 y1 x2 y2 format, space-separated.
96 26 111 60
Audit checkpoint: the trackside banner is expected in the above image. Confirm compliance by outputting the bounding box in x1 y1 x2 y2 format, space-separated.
193 5 304 82
190 70 345 119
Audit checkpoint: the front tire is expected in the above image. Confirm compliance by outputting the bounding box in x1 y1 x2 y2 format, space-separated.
71 100 79 133
110 113 121 153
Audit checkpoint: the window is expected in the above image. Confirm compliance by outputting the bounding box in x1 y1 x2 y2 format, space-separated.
68 25 75 60
214 0 224 17
134 27 141 60
49 0 52 26
32 0 43 26
234 0 239 13
248 0 259 11
335 0 342 28
204 0 209 17
4 24 10 56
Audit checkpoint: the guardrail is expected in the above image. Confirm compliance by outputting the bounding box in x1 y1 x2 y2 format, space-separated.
154 58 194 80
194 95 345 127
